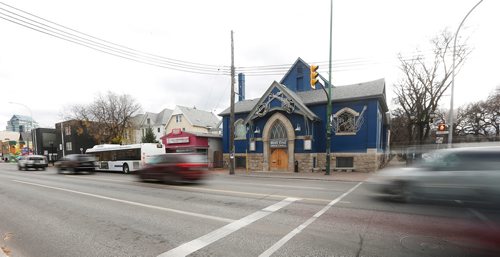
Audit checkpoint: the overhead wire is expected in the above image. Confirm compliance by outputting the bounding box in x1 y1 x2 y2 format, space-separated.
0 3 231 75
0 2 230 70
0 2 463 77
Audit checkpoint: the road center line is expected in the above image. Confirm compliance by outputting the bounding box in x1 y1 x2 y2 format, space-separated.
12 179 234 223
158 197 300 257
66 175 342 204
259 182 363 257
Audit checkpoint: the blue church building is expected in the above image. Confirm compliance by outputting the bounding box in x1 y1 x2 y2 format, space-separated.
219 58 390 173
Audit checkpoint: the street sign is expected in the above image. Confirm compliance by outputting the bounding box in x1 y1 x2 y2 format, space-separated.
436 137 444 144
436 131 449 135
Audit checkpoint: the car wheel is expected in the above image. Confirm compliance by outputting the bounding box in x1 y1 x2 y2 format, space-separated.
122 164 130 174
163 173 181 185
42 167 46 171
393 181 413 203
57 168 63 174
18 165 21 170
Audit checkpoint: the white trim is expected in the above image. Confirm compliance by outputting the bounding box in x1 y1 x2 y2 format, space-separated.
334 107 359 117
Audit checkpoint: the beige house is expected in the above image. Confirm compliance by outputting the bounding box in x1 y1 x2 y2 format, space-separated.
124 108 173 144
164 106 220 135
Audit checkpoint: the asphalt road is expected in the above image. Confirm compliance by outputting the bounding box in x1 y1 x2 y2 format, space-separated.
1 163 499 257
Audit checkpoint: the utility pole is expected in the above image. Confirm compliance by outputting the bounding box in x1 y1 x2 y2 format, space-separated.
229 30 235 175
325 0 333 175
448 0 483 147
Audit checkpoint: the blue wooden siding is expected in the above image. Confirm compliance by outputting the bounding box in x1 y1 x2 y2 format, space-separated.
221 98 388 154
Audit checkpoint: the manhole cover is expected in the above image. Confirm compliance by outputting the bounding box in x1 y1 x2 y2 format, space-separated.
400 235 466 257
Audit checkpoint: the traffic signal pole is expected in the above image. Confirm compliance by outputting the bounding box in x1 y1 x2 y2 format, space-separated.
229 30 235 175
325 0 333 175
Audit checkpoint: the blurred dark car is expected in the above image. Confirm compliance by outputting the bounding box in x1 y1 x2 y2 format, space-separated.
368 146 500 206
17 155 48 170
56 154 97 174
136 153 209 183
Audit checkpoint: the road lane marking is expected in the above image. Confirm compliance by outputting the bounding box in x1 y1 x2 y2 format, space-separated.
12 180 234 223
68 176 328 190
259 182 363 257
65 175 348 204
158 197 300 257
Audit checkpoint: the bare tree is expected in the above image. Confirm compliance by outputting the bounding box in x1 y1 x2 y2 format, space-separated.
484 90 500 139
455 102 488 138
68 92 142 144
454 89 500 142
393 29 471 145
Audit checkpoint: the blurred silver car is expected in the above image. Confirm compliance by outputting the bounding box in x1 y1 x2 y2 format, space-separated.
369 146 500 206
17 155 48 170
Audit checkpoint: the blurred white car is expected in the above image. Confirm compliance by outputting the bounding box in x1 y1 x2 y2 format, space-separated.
368 146 500 206
17 155 48 170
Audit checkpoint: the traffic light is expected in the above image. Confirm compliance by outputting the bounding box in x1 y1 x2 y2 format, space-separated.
437 123 446 132
310 65 319 89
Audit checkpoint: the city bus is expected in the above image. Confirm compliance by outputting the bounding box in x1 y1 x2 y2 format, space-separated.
85 143 165 173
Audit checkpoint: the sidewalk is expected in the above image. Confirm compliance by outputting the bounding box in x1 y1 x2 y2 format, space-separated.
211 159 406 182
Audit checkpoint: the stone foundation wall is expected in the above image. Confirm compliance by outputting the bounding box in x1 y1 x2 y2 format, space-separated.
223 153 264 170
224 150 388 173
248 153 264 171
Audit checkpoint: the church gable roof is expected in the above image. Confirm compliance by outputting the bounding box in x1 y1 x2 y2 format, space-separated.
243 81 319 124
219 78 388 116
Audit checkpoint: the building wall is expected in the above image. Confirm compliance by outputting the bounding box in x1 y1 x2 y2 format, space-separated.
137 125 165 143
6 116 38 132
280 61 314 92
55 121 99 159
220 98 389 172
224 149 385 173
32 128 57 161
165 114 209 135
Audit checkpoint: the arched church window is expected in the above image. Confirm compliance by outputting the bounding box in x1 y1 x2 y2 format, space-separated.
234 119 246 139
270 120 287 139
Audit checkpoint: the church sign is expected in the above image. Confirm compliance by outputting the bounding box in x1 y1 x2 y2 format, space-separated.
270 138 287 148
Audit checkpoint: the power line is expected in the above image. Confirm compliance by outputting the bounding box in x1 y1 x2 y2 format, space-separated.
0 2 230 71
0 3 465 78
0 3 231 75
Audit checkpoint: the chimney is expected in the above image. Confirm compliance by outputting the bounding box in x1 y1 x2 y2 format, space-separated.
238 73 245 101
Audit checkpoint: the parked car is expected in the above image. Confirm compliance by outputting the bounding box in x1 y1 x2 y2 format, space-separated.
17 155 48 170
368 146 500 207
136 153 209 183
56 154 97 174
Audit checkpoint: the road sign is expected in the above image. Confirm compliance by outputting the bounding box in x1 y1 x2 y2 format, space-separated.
436 137 444 144
436 131 449 135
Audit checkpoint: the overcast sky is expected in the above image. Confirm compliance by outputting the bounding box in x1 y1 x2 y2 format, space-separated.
1 0 499 129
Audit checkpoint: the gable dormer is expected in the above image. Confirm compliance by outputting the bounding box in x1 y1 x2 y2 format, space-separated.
279 57 324 93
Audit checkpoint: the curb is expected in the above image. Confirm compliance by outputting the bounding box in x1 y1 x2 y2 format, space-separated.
212 172 368 182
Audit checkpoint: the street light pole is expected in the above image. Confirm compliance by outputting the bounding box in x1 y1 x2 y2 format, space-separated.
448 0 483 147
9 102 33 154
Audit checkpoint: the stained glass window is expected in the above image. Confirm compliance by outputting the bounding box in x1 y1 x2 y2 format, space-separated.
270 120 287 139
337 111 356 133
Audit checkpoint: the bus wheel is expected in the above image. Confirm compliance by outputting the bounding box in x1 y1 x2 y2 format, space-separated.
122 164 130 174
